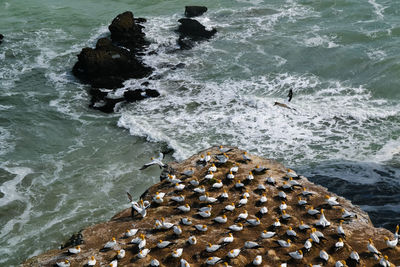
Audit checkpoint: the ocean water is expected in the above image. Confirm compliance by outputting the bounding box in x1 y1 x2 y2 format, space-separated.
1 0 400 265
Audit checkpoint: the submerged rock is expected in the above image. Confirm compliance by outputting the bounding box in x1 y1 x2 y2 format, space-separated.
177 18 217 49
21 147 400 267
184 6 208 17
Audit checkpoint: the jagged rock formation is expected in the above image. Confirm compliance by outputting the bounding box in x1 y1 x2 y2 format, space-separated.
72 11 158 113
177 18 217 50
21 147 400 266
185 6 208 18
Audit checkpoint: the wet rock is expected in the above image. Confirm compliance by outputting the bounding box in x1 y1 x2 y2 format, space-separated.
184 6 208 17
60 230 83 249
0 34 3 45
108 11 149 52
72 37 152 89
177 18 217 49
124 88 160 102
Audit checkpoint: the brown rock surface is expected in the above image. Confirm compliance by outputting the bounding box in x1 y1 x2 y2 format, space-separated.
21 147 400 267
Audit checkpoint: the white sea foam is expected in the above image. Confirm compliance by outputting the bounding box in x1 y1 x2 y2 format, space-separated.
368 0 386 20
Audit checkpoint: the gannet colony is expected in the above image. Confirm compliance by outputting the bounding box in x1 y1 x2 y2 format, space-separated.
22 147 399 266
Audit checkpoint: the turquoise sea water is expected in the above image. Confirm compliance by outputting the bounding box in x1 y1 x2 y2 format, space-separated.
1 0 400 265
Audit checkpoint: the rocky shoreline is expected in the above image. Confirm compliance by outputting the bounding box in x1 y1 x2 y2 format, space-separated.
21 147 399 267
72 7 217 113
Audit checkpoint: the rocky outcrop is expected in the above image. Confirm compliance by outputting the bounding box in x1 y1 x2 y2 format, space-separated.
0 34 3 45
185 6 208 18
72 11 158 112
177 18 217 49
21 147 400 267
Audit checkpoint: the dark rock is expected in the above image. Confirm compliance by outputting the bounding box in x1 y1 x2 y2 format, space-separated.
72 37 152 89
141 81 150 87
176 18 217 49
108 11 149 52
144 89 160 98
0 34 3 45
124 88 160 102
185 6 208 17
61 230 84 249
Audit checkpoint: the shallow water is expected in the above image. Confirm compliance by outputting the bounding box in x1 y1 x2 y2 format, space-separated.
1 0 400 265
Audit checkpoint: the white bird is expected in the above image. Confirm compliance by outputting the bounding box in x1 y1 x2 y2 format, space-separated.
180 259 190 267
289 177 301 186
177 204 191 213
253 255 262 265
235 180 244 188
244 241 261 249
219 189 229 199
206 243 221 252
68 245 81 254
394 225 399 239
237 210 248 221
198 205 212 212
242 190 250 198
253 165 268 174
172 248 183 258
182 169 194 177
205 152 211 162
316 209 331 227
238 196 248 207
209 164 217 172
188 236 197 245
307 206 320 216
259 206 268 215
131 234 146 244
224 203 235 212
337 220 345 237
56 260 70 267
227 249 241 258
278 191 287 199
288 250 303 260
212 180 223 189
161 218 174 229
153 192 165 204
286 168 298 178
260 230 275 239
181 217 192 225
257 184 266 190
384 236 398 248
198 210 211 218
167 175 182 184
246 171 254 181
205 257 221 265
87 256 96 266
138 236 146 250
108 260 117 267
195 224 208 232
298 197 307 206
157 240 174 248
117 249 125 259
281 210 291 220
140 153 165 169
193 186 205 194
276 239 291 248
247 217 261 226
299 220 311 230
171 195 185 202
205 171 214 180
219 233 234 243
302 187 313 196
279 201 287 211
320 250 329 262
242 151 252 162
150 259 160 266
104 237 117 249
230 163 239 173
266 176 275 184
216 153 229 164
379 255 391 267
175 184 185 191
325 195 340 206
282 181 292 190
229 223 243 232
137 248 150 259
273 218 281 228
350 251 360 263
367 238 381 255
335 238 344 251
173 225 183 235
214 215 228 224
125 228 138 237
286 226 297 237
226 171 235 180
341 208 357 219
190 179 199 186
304 238 312 251
219 145 233 153
259 194 267 203
310 229 320 244
335 260 347 267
